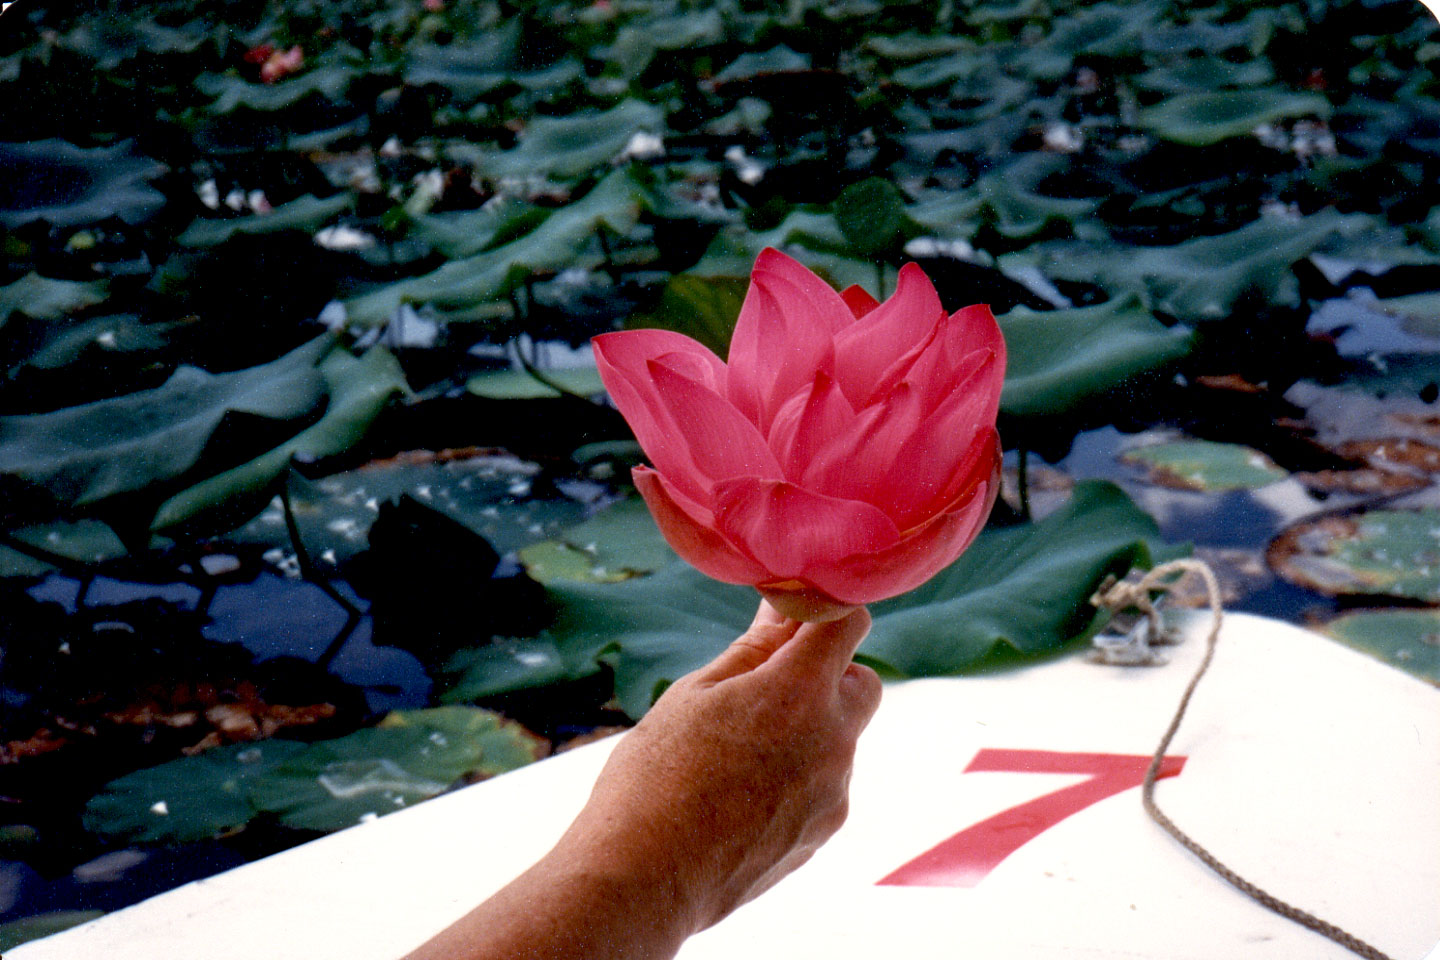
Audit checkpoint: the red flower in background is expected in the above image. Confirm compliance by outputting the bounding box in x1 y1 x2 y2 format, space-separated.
258 45 304 84
593 249 1004 621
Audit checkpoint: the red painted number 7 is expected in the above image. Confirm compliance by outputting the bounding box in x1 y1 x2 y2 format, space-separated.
878 749 1186 887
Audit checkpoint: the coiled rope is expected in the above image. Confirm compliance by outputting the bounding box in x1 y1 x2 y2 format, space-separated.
1092 559 1396 960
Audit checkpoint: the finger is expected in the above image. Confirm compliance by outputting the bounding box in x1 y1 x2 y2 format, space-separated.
765 606 872 684
838 661 883 731
699 599 800 681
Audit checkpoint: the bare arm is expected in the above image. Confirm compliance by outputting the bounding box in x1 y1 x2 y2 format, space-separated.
404 601 881 960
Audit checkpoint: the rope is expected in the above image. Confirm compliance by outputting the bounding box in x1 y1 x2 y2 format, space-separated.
1093 560 1397 960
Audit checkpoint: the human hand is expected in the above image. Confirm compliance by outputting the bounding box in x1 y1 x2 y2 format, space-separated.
402 601 881 960
563 600 882 935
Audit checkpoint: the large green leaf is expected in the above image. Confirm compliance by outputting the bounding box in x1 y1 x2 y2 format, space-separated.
0 139 166 228
176 194 352 247
1013 210 1370 321
483 100 665 181
1320 609 1440 686
403 24 522 99
528 481 1166 718
1137 89 1332 147
151 344 409 536
344 169 649 328
195 65 353 113
0 335 333 510
12 314 169 372
0 273 109 325
999 296 1193 418
626 274 749 357
247 707 545 831
82 740 309 844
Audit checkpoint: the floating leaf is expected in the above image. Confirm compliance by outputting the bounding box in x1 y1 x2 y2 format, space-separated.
0 518 128 577
0 139 166 228
440 637 575 703
1134 58 1275 95
0 273 109 325
1319 609 1440 686
1018 2 1162 79
999 296 1193 418
1014 210 1370 321
627 274 749 357
0 335 333 511
0 911 105 951
1121 439 1289 491
535 482 1168 717
195 65 352 113
220 449 582 564
152 344 409 536
177 194 352 248
82 740 309 844
13 314 169 372
974 159 1099 241
1137 89 1332 147
715 45 810 82
483 100 665 181
344 169 649 328
1269 509 1440 601
835 178 909 255
403 25 522 100
518 498 677 584
465 366 605 400
247 707 544 831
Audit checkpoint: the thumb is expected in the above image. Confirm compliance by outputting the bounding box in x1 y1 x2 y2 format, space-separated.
699 600 799 681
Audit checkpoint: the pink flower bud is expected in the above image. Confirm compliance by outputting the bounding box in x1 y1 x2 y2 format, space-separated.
593 249 1004 617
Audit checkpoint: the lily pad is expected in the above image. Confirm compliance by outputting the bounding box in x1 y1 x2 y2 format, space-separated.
82 740 309 844
0 518 129 577
0 273 109 325
465 366 605 400
1137 89 1332 147
1121 440 1289 491
715 45 811 82
999 296 1194 419
176 194 352 248
1268 509 1440 601
12 314 170 372
518 498 677 584
483 100 665 181
344 168 649 328
0 335 333 512
0 911 105 951
527 481 1168 718
151 344 410 537
1014 209 1371 321
195 65 353 114
0 138 167 228
1319 609 1440 686
247 707 545 831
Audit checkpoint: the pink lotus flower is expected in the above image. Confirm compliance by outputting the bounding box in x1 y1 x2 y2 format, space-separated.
593 249 1004 620
259 46 304 84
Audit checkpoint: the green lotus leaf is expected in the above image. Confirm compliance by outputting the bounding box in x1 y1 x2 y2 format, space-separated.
864 32 976 61
195 65 353 114
1121 439 1289 491
975 159 1099 241
465 366 605 400
999 296 1194 418
0 139 166 229
247 707 544 831
526 481 1166 718
835 178 911 255
152 344 410 537
1133 58 1275 96
0 518 129 577
177 194 352 248
1137 89 1332 147
1013 209 1371 321
627 273 749 357
1270 508 1440 602
440 637 575 703
0 335 334 511
1320 609 1440 686
604 8 725 78
483 100 665 182
0 911 106 951
1018 3 1161 79
344 168 650 328
892 53 990 91
12 314 169 372
82 740 310 844
690 209 892 292
518 499 678 585
715 45 810 82
0 272 109 325
219 448 582 564
403 24 521 99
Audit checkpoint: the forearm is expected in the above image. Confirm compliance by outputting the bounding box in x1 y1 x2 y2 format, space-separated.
402 823 698 960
